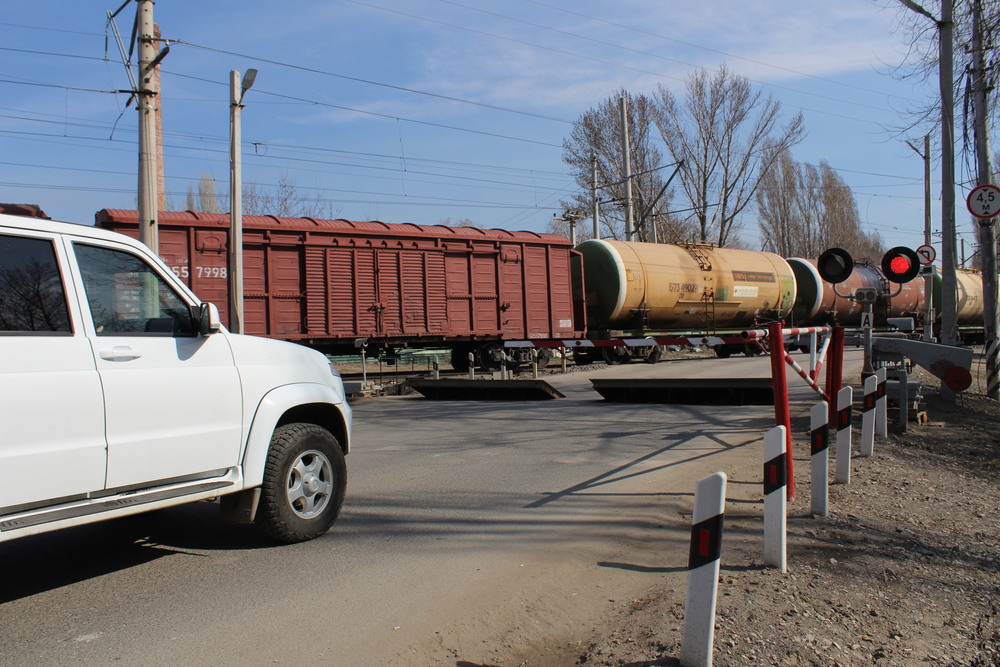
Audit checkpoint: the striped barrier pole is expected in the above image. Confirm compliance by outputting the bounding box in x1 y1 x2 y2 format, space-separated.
763 426 787 571
812 330 832 383
875 367 887 438
468 352 475 380
680 471 727 667
835 386 853 484
783 351 830 401
768 321 795 499
810 401 830 517
860 374 877 457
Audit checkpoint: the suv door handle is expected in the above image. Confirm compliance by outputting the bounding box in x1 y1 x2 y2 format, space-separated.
99 346 142 362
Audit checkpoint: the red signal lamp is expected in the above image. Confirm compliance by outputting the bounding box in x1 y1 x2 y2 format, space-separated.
880 246 921 283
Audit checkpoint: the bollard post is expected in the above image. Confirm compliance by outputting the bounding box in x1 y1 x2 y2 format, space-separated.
860 374 877 457
468 352 475 381
875 367 887 438
432 355 440 380
835 386 853 484
531 348 539 379
825 327 845 425
767 321 794 499
763 426 787 571
561 347 567 373
810 401 830 517
680 472 727 667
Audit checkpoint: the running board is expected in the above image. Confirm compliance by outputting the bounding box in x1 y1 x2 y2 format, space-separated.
0 481 234 532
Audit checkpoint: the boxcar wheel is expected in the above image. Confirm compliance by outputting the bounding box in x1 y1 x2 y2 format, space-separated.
535 348 554 369
601 346 630 365
257 423 346 543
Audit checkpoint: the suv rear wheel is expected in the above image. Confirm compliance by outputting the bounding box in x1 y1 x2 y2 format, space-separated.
257 423 346 543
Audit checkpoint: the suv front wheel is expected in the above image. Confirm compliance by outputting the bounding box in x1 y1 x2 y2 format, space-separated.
257 423 346 543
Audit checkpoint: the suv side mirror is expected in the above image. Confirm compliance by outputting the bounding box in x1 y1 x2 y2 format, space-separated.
191 302 223 335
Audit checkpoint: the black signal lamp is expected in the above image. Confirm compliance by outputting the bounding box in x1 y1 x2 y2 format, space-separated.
817 248 854 284
880 246 921 283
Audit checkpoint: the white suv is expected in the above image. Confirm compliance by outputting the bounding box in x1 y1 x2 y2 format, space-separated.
0 213 351 543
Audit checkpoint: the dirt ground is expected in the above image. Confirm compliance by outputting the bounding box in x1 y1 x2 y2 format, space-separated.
344 348 999 666
564 353 1000 667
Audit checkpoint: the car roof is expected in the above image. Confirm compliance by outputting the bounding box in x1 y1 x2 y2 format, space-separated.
0 213 150 251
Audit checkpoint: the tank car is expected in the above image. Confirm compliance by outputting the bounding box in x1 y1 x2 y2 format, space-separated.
576 240 796 331
786 257 926 327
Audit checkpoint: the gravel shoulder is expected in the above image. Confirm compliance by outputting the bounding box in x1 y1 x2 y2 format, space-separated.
569 352 1000 667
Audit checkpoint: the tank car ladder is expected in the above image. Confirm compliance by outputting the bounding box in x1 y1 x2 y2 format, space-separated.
682 243 717 334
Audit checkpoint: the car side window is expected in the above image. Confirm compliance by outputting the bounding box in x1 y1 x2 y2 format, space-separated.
73 243 197 336
0 233 72 334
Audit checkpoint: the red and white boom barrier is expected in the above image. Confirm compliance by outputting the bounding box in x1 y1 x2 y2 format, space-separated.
681 471 727 667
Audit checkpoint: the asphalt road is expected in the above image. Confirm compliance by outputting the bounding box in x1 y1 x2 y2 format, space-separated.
0 351 861 666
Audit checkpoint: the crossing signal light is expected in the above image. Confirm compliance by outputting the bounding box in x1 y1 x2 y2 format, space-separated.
817 248 854 284
881 246 921 283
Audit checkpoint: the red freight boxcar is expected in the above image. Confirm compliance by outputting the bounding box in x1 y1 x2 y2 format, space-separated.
95 210 584 370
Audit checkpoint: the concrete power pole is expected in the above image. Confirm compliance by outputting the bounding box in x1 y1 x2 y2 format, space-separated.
971 0 999 399
939 0 959 347
229 69 257 335
591 152 600 240
136 0 159 254
619 96 635 242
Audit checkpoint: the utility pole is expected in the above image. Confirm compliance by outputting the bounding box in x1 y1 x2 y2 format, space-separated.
136 0 159 254
619 96 635 242
229 68 257 335
590 152 600 240
906 134 934 341
971 0 999 399
939 0 959 348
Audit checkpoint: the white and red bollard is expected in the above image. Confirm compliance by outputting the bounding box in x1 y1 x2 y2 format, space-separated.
835 386 853 484
860 374 877 457
763 426 787 571
810 401 830 517
875 367 888 438
680 471 727 667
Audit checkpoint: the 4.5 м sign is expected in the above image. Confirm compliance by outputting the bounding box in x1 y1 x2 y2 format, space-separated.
966 184 1000 219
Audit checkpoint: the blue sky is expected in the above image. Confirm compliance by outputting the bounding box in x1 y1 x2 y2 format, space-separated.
0 0 978 255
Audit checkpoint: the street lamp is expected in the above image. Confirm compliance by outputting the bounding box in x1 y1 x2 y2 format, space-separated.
229 68 257 334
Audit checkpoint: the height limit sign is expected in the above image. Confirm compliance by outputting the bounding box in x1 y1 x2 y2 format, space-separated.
967 184 1000 219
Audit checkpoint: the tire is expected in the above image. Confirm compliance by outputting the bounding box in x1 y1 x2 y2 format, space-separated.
257 423 346 543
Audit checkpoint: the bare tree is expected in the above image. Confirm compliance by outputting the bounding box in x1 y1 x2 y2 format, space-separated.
653 65 805 247
560 90 689 243
197 172 222 214
757 147 884 260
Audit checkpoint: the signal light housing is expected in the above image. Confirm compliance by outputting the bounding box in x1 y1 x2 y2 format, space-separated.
880 246 921 283
817 248 854 284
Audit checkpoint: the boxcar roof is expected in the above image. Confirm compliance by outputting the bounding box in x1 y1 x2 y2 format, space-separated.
96 209 572 245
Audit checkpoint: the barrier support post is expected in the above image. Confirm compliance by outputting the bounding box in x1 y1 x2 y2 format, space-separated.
835 386 853 484
860 374 877 457
768 321 794 499
763 426 787 571
680 471 727 667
